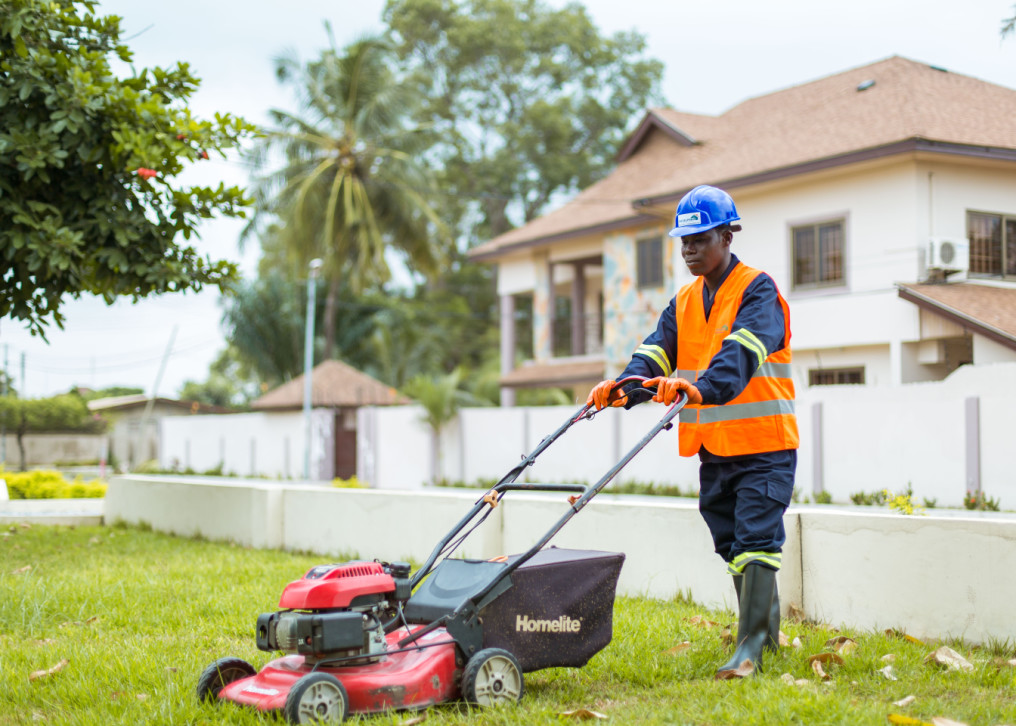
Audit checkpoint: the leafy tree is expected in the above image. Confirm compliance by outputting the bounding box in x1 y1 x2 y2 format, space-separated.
1005 6 1016 38
402 367 489 483
383 0 665 244
77 386 143 402
246 32 448 359
0 0 256 336
178 349 255 408
0 393 106 470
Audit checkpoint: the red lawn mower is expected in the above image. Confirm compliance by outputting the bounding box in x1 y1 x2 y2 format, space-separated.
197 379 686 724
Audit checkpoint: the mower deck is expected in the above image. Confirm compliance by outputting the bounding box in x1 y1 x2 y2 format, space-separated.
219 625 458 715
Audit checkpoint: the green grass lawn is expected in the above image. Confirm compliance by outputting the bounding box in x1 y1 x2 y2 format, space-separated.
1 524 1015 725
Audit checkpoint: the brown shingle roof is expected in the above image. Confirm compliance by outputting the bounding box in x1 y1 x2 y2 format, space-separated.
500 358 605 388
251 360 408 410
898 282 1016 351
470 56 1016 261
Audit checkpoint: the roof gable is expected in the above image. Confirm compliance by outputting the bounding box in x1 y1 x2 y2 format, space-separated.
469 56 1016 261
252 359 407 410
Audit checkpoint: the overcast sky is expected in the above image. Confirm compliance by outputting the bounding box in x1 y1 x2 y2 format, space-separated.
4 0 1016 398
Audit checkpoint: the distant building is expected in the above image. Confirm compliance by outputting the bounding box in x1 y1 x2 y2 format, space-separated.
87 395 230 471
251 360 407 479
469 56 1016 403
160 360 407 480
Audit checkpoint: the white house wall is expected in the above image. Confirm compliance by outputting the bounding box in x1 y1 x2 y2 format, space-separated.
973 333 1016 364
160 410 334 481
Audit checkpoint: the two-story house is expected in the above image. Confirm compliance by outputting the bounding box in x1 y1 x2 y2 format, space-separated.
469 56 1016 405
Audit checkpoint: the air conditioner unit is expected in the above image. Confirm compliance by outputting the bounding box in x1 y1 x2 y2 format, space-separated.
927 237 969 272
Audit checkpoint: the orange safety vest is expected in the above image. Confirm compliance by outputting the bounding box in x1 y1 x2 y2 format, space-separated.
675 262 798 457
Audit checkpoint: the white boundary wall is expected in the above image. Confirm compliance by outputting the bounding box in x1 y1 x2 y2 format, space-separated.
106 476 1016 644
357 363 1016 509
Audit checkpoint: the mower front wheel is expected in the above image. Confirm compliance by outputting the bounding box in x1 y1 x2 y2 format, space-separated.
462 648 524 706
284 672 349 724
196 657 256 703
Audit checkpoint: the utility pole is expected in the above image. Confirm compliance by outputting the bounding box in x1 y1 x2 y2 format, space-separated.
303 258 323 480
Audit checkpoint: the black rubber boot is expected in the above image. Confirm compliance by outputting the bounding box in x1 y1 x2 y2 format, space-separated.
731 570 781 653
716 563 777 679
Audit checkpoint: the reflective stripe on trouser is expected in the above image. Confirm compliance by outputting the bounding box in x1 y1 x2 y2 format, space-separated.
727 551 782 575
697 449 797 571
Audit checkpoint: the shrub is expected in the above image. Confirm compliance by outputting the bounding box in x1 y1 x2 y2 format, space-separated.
814 490 833 504
964 490 1000 511
1 469 106 499
332 475 368 489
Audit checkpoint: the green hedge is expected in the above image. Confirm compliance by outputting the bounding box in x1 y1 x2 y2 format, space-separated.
1 469 107 499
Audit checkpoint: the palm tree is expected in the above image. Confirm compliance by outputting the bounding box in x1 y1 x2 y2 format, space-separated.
403 368 490 485
245 30 446 358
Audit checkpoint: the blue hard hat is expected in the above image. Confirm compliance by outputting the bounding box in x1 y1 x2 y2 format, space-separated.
667 185 741 237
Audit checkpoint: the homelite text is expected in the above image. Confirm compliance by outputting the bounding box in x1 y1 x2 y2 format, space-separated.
515 614 581 633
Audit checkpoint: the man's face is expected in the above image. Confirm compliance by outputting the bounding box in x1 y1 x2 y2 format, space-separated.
680 227 730 278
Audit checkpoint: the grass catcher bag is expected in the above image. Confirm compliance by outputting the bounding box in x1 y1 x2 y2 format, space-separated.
479 547 625 672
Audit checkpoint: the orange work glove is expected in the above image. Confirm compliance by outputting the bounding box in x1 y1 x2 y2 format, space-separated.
586 379 627 410
643 376 702 406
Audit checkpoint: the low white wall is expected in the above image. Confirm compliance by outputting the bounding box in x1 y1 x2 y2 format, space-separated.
0 433 105 467
106 476 1016 643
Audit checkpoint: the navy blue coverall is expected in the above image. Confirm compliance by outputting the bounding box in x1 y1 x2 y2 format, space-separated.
617 255 797 573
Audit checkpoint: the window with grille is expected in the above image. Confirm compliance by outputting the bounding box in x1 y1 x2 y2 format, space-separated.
792 220 845 290
968 211 1016 277
636 236 664 289
808 367 864 386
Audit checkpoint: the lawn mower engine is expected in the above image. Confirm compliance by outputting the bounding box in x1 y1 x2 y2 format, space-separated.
255 560 412 663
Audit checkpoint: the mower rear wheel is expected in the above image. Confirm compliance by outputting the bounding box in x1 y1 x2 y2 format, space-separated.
196 657 256 702
462 648 524 706
284 672 349 724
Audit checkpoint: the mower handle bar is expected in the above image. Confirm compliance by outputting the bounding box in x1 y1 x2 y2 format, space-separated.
409 376 685 590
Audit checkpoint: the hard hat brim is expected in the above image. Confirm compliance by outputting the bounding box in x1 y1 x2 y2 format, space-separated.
668 217 740 237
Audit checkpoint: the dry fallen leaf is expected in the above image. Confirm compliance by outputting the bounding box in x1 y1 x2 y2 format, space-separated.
886 629 924 645
664 641 691 656
893 695 917 707
882 653 897 663
791 636 802 649
780 673 795 685
720 627 735 645
794 678 809 687
29 659 69 681
689 615 719 629
716 658 754 680
787 604 805 621
811 659 828 680
12 565 31 575
887 715 933 726
401 717 427 726
808 652 845 666
32 639 55 647
825 636 857 655
560 709 607 720
136 694 149 701
879 665 898 681
58 616 99 629
924 646 974 672
778 630 789 647
930 718 969 726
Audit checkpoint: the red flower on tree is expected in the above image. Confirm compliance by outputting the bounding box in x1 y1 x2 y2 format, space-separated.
136 167 157 179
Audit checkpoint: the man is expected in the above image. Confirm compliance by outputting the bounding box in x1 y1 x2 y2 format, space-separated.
587 185 798 679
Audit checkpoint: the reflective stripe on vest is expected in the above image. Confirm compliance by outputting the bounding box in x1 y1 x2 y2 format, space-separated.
679 362 791 382
679 398 795 425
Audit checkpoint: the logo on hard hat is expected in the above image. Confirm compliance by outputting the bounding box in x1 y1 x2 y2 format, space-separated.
678 212 701 227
